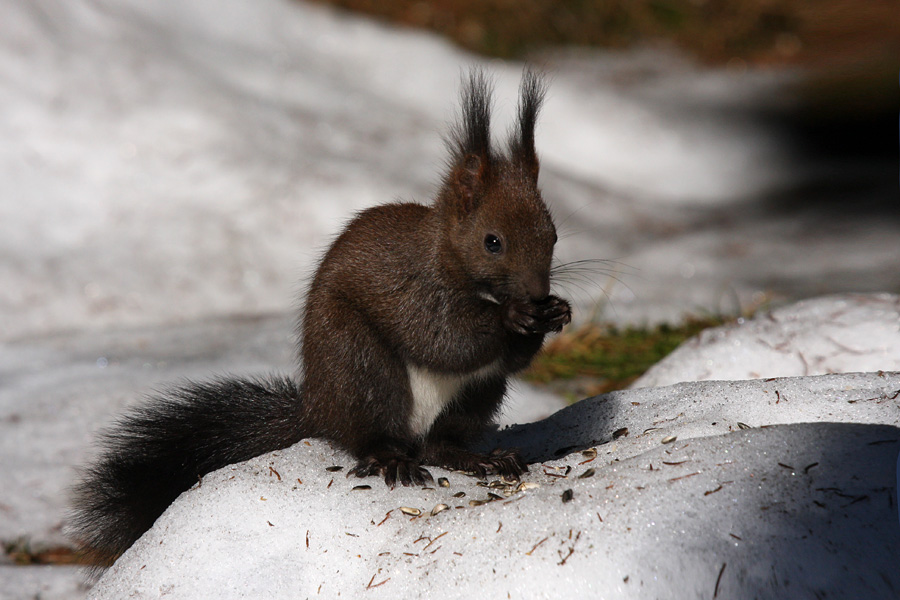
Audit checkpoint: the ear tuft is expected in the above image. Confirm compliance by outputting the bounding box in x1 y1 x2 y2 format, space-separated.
440 70 495 215
508 68 547 182
448 69 493 160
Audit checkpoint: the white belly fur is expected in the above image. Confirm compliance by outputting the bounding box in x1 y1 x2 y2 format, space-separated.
406 361 500 438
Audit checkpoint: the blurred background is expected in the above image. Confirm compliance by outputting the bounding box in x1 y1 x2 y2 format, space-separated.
312 0 899 227
315 0 899 159
0 2 897 593
1 0 896 344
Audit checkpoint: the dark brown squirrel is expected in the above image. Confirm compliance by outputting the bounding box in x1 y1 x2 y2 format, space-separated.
70 69 571 567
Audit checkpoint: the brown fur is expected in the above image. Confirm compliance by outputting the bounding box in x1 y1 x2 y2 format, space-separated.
302 70 569 484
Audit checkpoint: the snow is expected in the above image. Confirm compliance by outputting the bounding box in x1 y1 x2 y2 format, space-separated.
2 1 895 342
0 0 898 598
0 565 88 600
0 315 296 551
634 293 900 388
88 373 900 599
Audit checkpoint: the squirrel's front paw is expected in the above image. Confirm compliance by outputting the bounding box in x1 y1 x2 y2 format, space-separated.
503 295 571 335
534 296 572 333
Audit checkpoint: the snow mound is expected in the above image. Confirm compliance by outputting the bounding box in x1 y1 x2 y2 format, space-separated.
88 372 900 599
0 314 556 552
634 293 900 388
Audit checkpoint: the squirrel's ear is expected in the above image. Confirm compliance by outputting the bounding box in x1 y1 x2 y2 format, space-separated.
444 153 487 214
439 69 495 215
509 68 546 184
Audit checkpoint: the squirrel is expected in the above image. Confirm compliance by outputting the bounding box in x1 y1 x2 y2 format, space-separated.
70 69 572 568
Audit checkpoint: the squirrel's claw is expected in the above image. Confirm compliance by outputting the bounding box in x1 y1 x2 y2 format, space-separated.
350 455 432 488
536 296 572 333
503 295 571 336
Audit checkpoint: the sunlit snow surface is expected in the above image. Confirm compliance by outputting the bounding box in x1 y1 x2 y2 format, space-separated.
90 374 900 599
634 294 900 388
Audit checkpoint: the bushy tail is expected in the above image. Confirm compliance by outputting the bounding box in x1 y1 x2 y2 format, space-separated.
70 375 307 567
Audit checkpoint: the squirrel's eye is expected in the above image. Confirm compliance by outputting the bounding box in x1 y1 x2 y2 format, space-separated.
484 234 503 254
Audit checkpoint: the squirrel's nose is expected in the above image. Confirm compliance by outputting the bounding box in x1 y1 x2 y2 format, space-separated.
525 271 551 302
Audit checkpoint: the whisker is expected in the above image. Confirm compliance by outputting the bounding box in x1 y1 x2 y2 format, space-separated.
571 271 636 293
554 278 623 314
552 258 639 276
554 268 636 283
553 204 595 235
552 280 595 302
551 272 627 321
549 255 641 322
552 260 639 292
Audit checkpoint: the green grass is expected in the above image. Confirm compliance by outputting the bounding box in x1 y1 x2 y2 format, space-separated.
523 316 728 399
